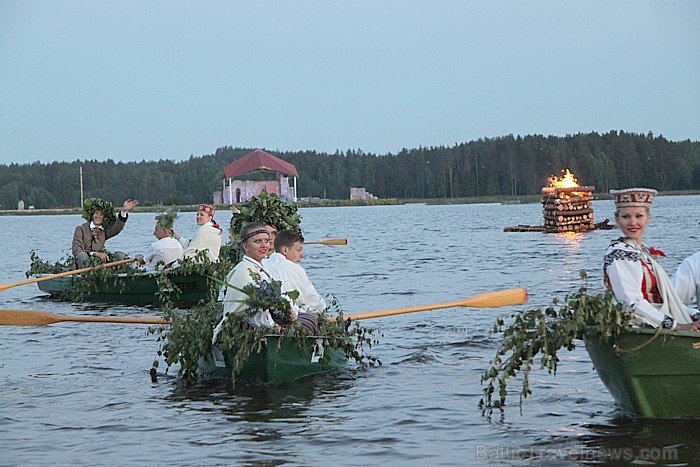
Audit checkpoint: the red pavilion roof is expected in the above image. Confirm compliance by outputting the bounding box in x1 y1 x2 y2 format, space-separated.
223 149 298 178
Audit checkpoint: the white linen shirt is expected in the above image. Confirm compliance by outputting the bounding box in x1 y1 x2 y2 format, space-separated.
144 237 183 270
263 252 327 315
604 239 693 328
672 250 700 307
213 256 275 343
180 221 222 262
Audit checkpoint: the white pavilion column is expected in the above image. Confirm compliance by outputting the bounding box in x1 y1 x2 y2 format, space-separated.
293 176 298 202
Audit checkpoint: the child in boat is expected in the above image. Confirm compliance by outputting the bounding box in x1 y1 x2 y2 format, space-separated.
72 197 138 268
173 204 222 262
263 229 325 333
603 188 699 331
134 212 183 271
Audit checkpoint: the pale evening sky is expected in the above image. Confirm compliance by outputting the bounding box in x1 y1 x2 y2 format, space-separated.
1 0 698 165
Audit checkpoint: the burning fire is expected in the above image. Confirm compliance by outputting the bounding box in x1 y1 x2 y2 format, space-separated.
548 169 579 189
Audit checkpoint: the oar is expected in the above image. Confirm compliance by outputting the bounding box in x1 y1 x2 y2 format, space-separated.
304 238 348 246
0 258 137 293
342 288 528 321
0 309 168 326
0 288 528 327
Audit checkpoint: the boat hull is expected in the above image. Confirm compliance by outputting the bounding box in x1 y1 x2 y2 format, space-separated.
36 273 210 306
583 327 700 418
206 335 347 385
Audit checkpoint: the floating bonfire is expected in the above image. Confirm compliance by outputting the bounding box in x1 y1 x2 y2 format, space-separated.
504 170 612 233
541 170 595 233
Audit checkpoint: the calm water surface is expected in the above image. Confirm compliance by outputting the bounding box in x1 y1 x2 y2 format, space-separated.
2 197 700 466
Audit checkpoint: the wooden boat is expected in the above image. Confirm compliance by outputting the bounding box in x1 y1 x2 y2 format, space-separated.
583 326 700 418
204 334 347 385
36 272 211 306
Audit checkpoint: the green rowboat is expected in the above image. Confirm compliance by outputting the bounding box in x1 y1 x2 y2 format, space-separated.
583 326 700 418
204 334 347 385
36 272 210 307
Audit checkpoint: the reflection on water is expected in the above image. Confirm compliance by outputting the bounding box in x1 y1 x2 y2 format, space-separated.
553 231 585 250
2 197 700 465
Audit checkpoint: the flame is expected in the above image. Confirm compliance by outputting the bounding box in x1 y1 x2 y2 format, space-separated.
548 169 579 189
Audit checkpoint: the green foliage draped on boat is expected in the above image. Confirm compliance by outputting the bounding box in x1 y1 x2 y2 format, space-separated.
479 272 633 416
26 250 230 307
151 296 381 384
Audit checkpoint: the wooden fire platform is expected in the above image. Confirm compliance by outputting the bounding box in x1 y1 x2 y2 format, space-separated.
504 219 614 233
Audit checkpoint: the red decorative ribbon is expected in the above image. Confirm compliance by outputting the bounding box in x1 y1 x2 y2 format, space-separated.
649 247 666 257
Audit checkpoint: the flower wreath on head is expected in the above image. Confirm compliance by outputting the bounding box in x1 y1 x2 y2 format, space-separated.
155 209 178 232
82 198 117 229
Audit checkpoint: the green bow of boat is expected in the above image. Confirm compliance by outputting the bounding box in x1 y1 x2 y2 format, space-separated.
584 326 700 418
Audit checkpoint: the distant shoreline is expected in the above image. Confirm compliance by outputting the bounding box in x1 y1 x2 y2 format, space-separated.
2 191 698 216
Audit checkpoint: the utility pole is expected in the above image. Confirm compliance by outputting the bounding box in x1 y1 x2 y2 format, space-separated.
80 166 84 207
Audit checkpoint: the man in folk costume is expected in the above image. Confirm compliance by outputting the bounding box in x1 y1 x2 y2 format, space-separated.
263 229 325 333
603 188 699 331
72 197 139 268
134 211 183 271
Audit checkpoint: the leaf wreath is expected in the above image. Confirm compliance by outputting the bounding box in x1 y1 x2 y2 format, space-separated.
82 198 117 229
230 190 302 241
155 209 178 230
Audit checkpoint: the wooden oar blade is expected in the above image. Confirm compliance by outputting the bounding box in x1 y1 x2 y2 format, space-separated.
0 309 170 326
456 288 528 308
0 310 63 326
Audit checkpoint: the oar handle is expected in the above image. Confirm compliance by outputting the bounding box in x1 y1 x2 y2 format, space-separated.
68 315 169 325
304 239 348 246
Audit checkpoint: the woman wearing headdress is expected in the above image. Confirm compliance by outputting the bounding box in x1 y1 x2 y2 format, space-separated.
174 204 222 262
72 198 138 268
603 188 699 331
212 222 273 342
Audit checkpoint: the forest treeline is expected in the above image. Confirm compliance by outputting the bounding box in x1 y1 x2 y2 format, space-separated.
1 130 699 209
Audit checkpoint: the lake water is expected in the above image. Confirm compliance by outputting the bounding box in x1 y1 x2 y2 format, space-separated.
2 197 700 466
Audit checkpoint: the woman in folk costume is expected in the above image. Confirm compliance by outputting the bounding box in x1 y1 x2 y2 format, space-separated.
603 188 699 331
174 204 222 262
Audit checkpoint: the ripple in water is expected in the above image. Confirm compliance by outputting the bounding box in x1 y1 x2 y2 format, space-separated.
2 198 700 465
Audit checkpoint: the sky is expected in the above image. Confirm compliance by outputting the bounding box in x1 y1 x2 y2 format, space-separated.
1 1 699 165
